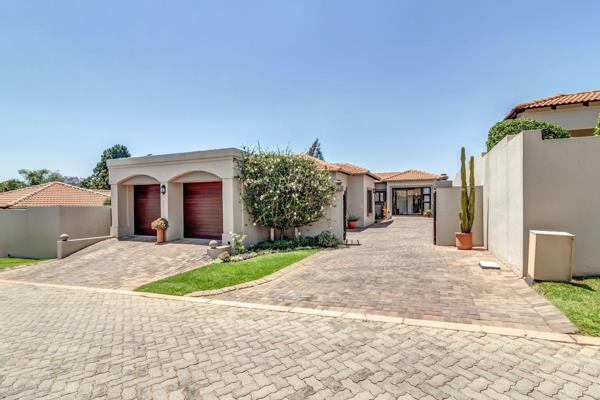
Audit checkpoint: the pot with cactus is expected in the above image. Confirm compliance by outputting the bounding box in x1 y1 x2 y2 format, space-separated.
456 147 475 250
151 217 169 244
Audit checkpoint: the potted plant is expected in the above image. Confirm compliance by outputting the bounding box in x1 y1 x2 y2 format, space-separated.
347 215 359 229
151 217 169 244
423 208 433 218
456 147 475 250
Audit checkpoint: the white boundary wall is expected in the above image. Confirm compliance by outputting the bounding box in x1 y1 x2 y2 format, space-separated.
0 206 110 259
484 130 600 276
435 186 483 247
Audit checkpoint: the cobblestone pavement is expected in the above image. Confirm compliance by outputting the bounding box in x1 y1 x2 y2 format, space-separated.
216 218 576 333
0 238 209 290
1 282 599 400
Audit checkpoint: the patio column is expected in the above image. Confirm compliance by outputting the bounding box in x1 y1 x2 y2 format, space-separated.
161 181 184 241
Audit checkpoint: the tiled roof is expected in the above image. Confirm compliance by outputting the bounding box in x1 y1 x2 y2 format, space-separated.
506 89 600 119
376 170 441 182
300 155 381 179
0 182 110 209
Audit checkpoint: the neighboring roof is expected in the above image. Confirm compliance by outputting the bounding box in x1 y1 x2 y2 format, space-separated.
0 182 110 209
505 89 600 119
299 154 381 180
376 169 441 182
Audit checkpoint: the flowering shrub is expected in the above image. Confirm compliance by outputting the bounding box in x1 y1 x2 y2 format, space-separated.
230 232 247 255
151 217 169 230
237 148 336 236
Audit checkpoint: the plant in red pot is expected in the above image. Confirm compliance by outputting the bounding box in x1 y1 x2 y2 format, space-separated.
456 147 475 250
151 217 169 244
347 215 359 229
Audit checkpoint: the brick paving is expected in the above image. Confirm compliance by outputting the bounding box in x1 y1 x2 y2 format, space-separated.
1 281 599 400
216 217 576 333
0 238 209 290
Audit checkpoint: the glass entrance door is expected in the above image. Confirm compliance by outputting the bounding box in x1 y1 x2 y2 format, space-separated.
392 187 431 215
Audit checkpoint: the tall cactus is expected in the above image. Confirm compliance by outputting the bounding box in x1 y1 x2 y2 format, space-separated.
459 147 475 233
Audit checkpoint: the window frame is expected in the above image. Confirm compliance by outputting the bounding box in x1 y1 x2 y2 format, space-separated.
367 189 373 215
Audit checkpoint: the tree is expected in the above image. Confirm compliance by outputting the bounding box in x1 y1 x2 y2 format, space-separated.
306 138 324 160
18 169 63 186
487 119 569 151
81 144 131 189
237 148 336 240
0 179 26 192
63 176 84 186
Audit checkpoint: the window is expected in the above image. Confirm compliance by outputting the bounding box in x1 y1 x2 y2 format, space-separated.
367 189 373 214
374 190 386 203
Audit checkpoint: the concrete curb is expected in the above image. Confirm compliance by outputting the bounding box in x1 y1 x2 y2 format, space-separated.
2 278 598 347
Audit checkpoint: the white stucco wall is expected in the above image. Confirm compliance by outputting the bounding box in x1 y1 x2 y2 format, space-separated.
483 130 600 277
517 104 600 132
0 206 110 259
483 133 525 276
345 174 376 227
435 186 483 247
520 131 600 276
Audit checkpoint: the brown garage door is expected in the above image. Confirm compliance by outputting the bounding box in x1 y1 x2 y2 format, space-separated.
184 182 223 239
134 185 161 236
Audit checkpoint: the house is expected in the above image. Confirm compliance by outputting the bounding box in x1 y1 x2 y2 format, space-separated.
505 89 600 137
0 182 111 258
107 148 380 246
374 170 445 218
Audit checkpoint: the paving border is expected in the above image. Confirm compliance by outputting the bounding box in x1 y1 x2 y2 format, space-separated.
2 278 598 347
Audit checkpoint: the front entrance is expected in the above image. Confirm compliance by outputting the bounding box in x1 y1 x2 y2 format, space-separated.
134 185 161 236
183 182 223 240
392 187 431 215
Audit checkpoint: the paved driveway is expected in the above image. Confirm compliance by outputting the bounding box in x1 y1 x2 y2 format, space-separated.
1 281 599 400
0 238 209 290
216 217 576 333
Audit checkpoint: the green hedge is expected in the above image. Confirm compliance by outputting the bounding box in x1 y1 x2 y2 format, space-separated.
487 119 569 151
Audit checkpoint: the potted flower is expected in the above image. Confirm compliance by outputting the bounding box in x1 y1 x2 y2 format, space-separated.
456 147 475 250
423 208 433 218
347 215 359 229
151 217 169 244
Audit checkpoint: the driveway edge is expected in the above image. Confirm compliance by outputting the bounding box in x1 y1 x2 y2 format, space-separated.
1 278 597 346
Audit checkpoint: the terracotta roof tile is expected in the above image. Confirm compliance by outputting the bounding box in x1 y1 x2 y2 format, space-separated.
0 182 110 209
376 170 441 182
299 155 380 179
506 89 600 119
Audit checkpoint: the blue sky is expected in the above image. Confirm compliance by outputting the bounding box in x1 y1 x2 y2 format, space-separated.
1 1 599 181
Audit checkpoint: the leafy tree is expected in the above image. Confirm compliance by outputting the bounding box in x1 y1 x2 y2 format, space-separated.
237 148 336 239
81 144 131 189
18 169 63 186
306 138 324 160
594 113 600 136
0 179 26 192
63 176 84 186
487 119 569 151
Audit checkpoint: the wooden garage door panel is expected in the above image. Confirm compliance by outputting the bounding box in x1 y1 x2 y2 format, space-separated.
184 182 223 239
134 185 161 236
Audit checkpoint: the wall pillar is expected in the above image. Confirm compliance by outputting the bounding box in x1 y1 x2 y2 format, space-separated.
111 184 134 237
160 181 184 241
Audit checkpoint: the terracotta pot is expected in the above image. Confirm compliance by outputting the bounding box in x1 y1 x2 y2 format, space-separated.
455 232 472 250
347 220 358 229
156 228 165 244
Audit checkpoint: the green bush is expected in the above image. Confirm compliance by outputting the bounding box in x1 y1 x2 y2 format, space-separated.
594 113 600 136
487 119 569 151
316 231 340 247
250 233 332 251
103 197 111 206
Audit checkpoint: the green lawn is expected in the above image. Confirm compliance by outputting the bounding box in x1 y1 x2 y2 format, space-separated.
535 278 600 336
0 257 47 270
136 249 319 296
